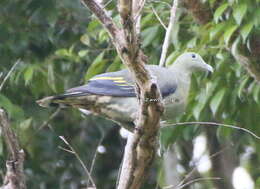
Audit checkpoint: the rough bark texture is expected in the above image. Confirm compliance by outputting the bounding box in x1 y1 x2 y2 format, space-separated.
0 109 26 189
81 0 164 188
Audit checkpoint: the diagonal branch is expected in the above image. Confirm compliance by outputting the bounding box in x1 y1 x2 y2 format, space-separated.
81 0 164 189
81 0 120 41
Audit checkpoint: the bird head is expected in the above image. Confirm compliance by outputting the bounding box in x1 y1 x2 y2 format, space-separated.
170 52 213 74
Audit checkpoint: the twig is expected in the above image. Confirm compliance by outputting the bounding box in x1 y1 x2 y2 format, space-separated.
58 146 74 154
87 135 104 187
133 0 145 34
0 59 21 92
175 146 228 188
159 0 179 67
24 108 61 147
151 0 171 9
163 177 222 189
0 108 26 189
59 136 97 189
133 0 146 23
151 5 167 30
37 108 61 131
102 0 113 9
161 121 260 140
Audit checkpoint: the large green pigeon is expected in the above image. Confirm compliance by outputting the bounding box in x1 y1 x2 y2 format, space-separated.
37 52 213 131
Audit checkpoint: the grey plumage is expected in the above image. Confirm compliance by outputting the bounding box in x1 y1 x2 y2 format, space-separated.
37 52 213 131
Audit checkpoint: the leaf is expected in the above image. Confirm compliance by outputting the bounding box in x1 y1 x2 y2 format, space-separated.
0 94 24 119
193 91 208 120
253 84 260 103
256 177 260 189
233 3 247 25
0 137 3 155
187 37 197 48
237 75 249 99
87 19 101 32
210 88 226 115
23 66 34 85
48 64 56 92
209 22 227 40
55 49 70 57
171 22 180 48
159 126 184 151
78 50 88 57
224 24 238 45
165 52 179 66
253 8 260 27
80 34 90 46
20 118 32 130
98 29 109 42
85 52 107 81
216 126 232 140
141 26 159 47
209 0 217 7
214 3 229 23
107 56 121 72
240 22 254 42
141 13 154 27
231 37 241 58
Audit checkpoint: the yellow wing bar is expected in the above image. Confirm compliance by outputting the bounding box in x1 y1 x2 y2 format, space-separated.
90 77 124 81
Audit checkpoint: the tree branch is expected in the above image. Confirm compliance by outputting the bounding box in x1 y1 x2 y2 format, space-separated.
81 0 164 188
81 0 119 40
159 0 179 67
0 109 26 189
0 59 21 91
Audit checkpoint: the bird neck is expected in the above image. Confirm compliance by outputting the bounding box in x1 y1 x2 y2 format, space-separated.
169 60 192 77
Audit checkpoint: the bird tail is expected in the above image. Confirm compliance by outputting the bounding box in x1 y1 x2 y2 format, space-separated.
36 92 88 108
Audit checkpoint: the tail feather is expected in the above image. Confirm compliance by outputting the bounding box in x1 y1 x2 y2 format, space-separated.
36 92 89 108
36 95 67 108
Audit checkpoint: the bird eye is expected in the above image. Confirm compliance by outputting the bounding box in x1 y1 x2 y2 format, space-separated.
191 54 196 58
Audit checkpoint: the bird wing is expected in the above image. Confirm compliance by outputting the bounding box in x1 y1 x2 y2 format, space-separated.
66 69 136 97
65 66 177 98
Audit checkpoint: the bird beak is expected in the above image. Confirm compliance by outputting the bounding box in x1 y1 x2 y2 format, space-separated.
205 64 214 73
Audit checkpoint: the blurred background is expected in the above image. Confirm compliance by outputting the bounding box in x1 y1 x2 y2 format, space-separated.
0 0 260 188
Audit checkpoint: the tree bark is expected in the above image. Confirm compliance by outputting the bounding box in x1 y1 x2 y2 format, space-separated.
0 109 26 189
81 0 164 188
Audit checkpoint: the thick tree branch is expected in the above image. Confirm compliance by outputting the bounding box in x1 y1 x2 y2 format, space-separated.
81 0 119 39
0 109 26 189
81 0 164 188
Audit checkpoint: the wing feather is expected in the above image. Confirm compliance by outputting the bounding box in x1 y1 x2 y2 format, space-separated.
65 66 177 97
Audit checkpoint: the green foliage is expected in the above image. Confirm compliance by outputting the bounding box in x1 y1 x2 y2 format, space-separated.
1 0 260 188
